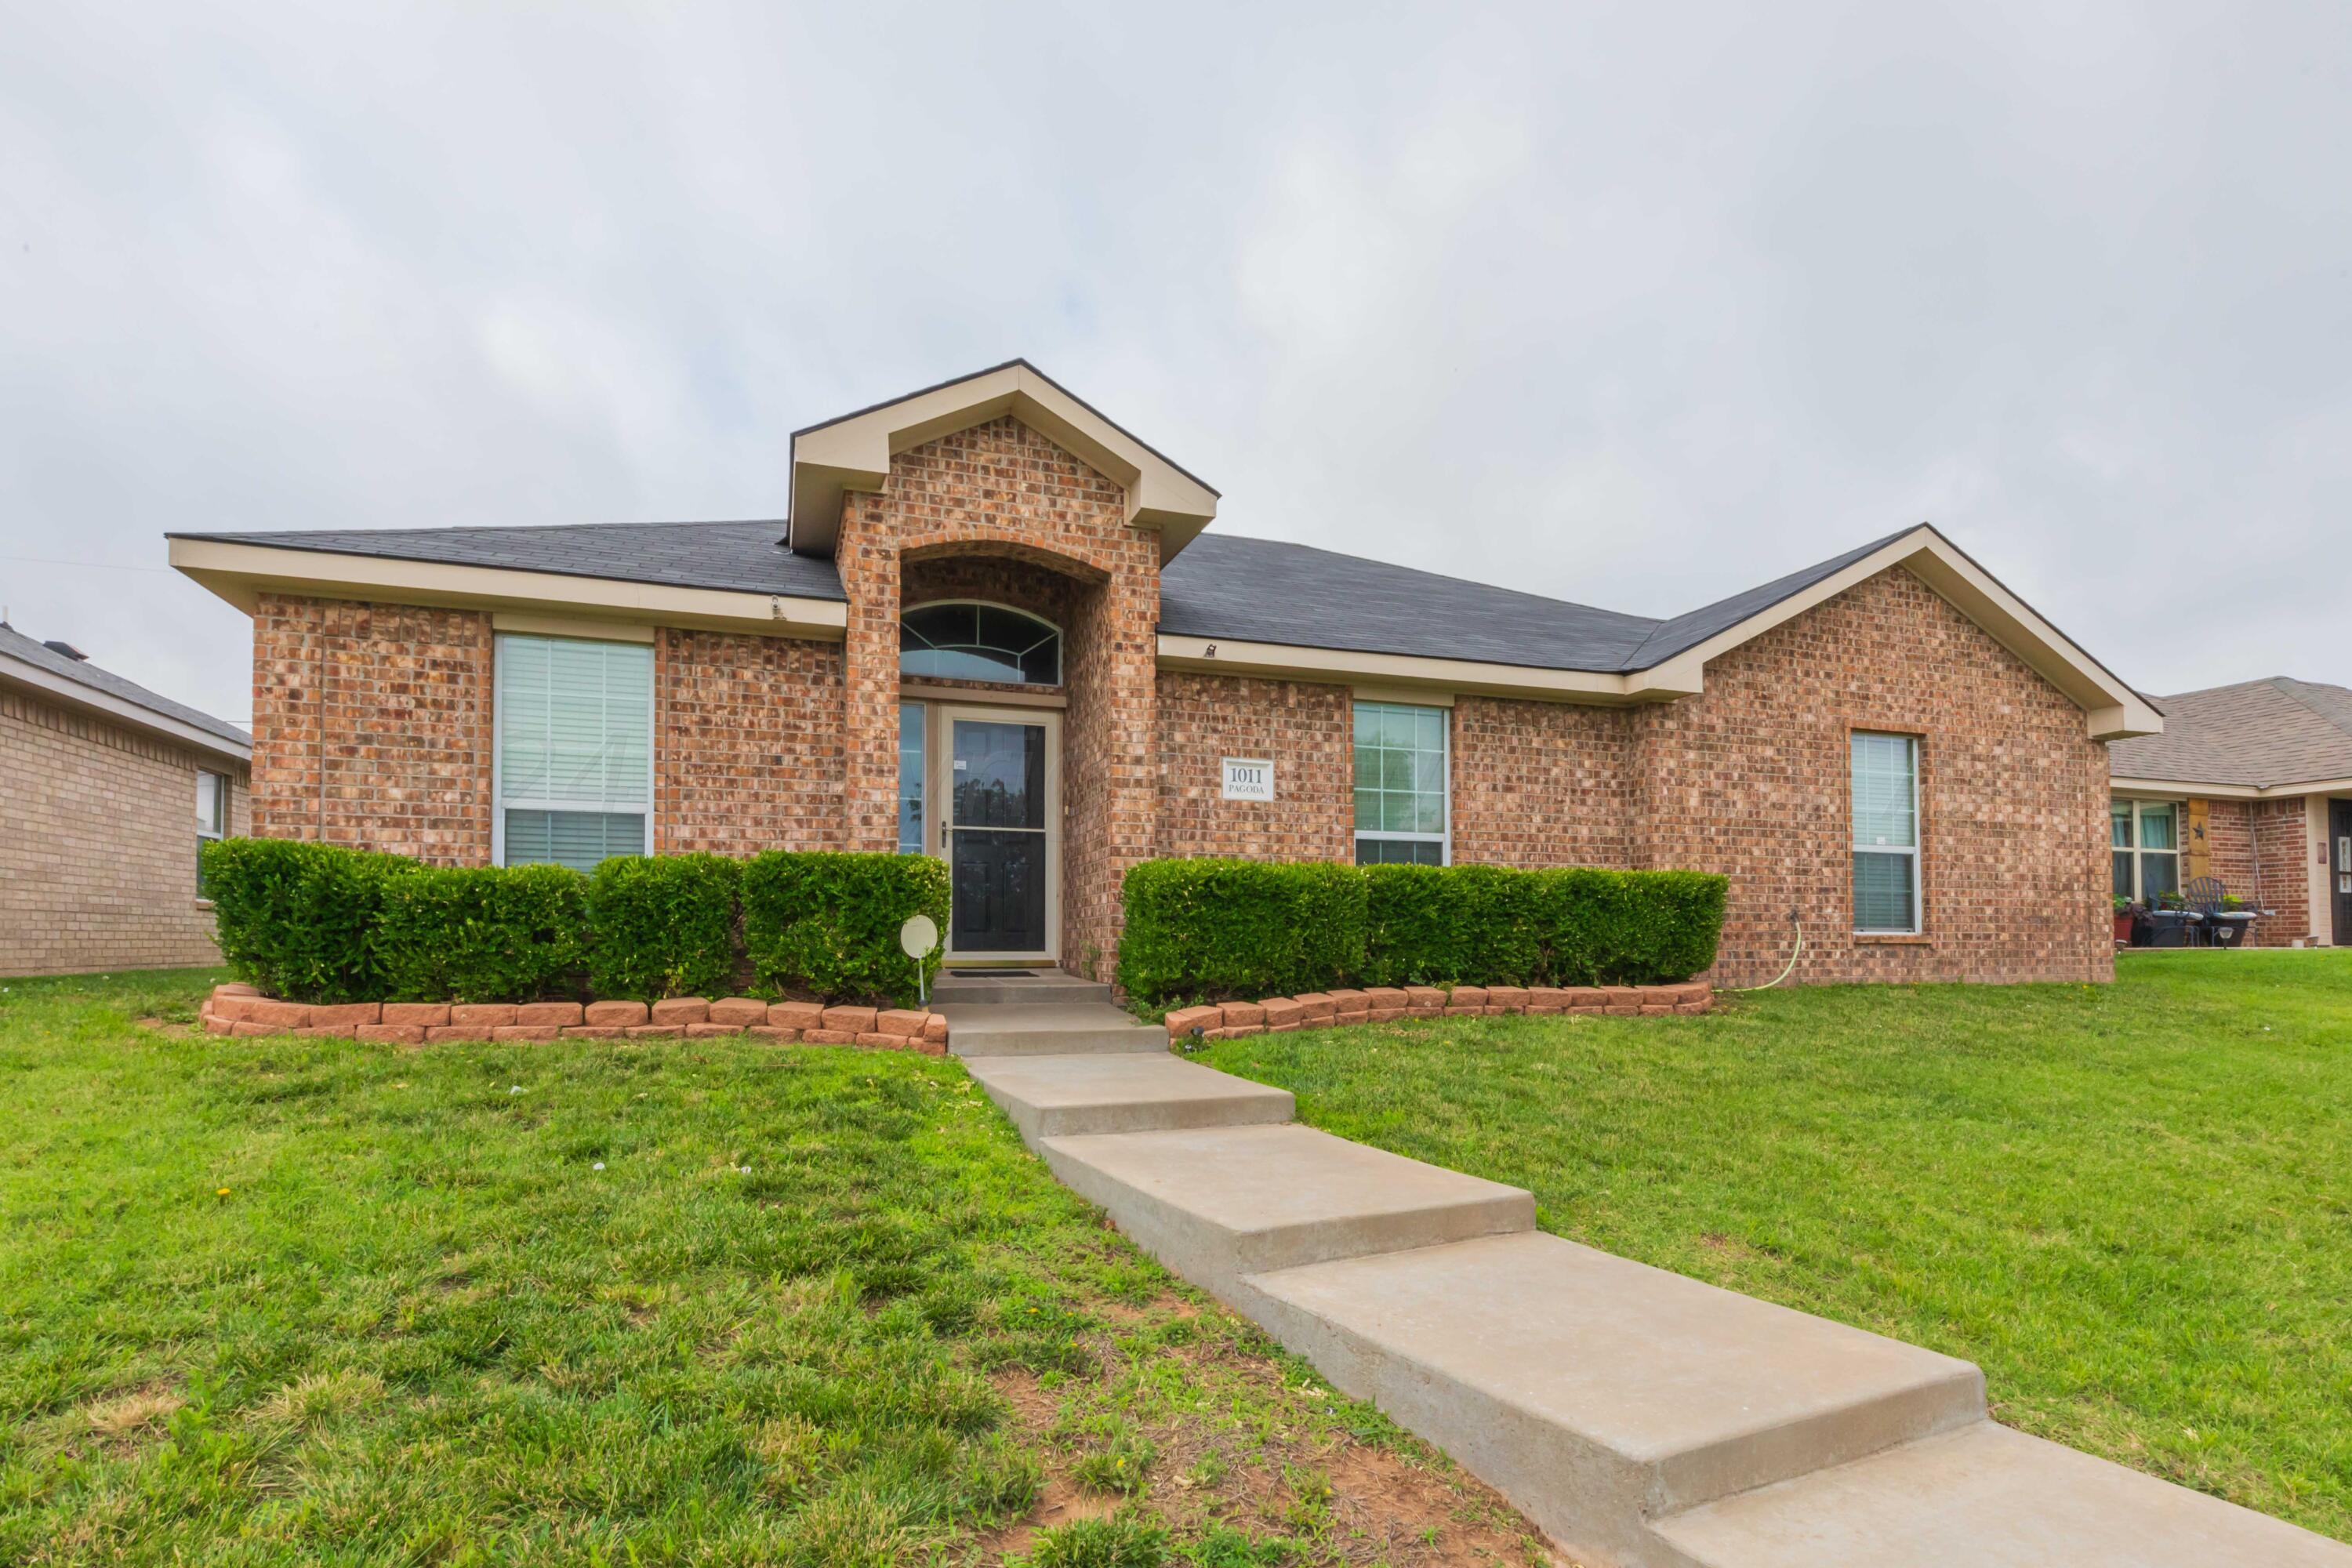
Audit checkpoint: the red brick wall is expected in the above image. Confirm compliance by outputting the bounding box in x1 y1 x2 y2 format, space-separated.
837 416 1159 978
1452 697 1639 869
1155 671 1353 862
2251 799 2316 946
1633 567 2111 985
2 686 250 975
252 594 495 862
654 628 845 855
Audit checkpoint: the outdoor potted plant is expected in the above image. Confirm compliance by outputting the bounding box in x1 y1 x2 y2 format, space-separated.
2207 893 2257 948
2138 892 2197 949
2112 895 2137 944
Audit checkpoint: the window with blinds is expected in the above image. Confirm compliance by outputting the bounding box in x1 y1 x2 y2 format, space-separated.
493 634 654 873
1851 731 1920 934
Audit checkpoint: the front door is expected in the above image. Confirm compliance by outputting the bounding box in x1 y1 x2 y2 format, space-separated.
2332 800 2352 947
942 710 1057 957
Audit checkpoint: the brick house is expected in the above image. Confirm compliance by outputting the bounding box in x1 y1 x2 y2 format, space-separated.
168 361 2162 986
2109 677 2352 947
1 622 252 977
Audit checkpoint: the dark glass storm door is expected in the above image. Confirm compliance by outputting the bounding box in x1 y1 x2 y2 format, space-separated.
946 714 1053 954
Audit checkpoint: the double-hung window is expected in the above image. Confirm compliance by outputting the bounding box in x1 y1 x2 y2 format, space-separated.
494 634 654 873
1850 731 1920 933
2110 800 2179 902
1354 701 1449 865
196 769 228 896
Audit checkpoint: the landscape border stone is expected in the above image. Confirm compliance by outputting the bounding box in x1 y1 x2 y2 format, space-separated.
198 986 948 1054
1163 979 1712 1044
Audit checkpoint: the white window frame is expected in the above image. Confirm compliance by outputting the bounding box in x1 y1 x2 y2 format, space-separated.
1352 700 1451 866
490 633 656 870
2110 797 2181 903
1851 731 1922 935
196 769 229 898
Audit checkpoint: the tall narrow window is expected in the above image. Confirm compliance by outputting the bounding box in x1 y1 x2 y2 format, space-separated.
196 769 228 896
2110 799 2178 901
1354 702 1448 865
1851 732 1919 933
494 634 654 873
898 701 927 854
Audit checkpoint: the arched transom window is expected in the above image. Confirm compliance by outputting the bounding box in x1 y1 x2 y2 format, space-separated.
900 601 1062 685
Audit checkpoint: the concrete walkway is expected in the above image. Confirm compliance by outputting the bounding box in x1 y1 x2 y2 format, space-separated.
956 993 2352 1567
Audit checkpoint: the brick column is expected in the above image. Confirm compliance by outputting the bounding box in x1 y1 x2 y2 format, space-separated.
836 492 902 854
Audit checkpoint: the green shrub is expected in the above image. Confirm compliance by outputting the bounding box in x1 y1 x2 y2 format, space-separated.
198 837 414 1004
1116 857 1726 1005
376 863 588 1003
741 851 949 1006
1116 858 1367 1008
584 853 741 1000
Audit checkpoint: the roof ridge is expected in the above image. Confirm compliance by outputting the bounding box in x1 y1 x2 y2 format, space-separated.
1197 532 1659 628
2267 676 2352 738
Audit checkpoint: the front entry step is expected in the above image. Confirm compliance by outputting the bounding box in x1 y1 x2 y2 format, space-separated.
931 970 1114 1007
964 1053 1295 1144
1243 1230 1986 1568
1648 1420 2350 1568
1037 1122 1535 1302
938 1002 1167 1058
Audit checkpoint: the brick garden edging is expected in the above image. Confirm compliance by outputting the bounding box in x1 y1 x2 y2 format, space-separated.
198 985 950 1053
1162 981 1713 1043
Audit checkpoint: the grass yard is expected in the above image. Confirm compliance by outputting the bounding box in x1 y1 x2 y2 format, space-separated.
0 970 1539 1567
1201 949 2352 1543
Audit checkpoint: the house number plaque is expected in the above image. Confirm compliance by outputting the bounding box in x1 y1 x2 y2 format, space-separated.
1221 758 1275 801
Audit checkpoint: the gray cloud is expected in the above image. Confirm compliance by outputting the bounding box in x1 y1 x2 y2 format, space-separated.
4 1 2347 727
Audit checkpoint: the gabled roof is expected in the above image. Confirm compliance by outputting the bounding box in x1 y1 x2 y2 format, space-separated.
0 622 250 758
2109 677 2352 792
787 360 1220 563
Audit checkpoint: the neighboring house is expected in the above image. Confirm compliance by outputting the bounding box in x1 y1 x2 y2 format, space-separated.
167 361 2161 986
2109 677 2352 947
0 622 252 977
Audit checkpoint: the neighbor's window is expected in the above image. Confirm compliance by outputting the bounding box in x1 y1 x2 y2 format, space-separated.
1354 702 1448 866
494 633 654 873
898 700 927 854
2110 799 2179 902
196 769 228 897
1851 731 1920 934
900 601 1061 685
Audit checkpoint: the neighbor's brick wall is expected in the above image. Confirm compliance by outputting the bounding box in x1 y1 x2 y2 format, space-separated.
653 629 846 855
2 686 249 975
1632 565 2111 985
837 415 1160 978
1154 671 1353 862
252 594 495 863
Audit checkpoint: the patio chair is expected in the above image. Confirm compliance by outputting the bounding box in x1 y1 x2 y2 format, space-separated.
2183 876 2227 946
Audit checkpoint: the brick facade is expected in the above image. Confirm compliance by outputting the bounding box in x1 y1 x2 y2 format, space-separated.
2160 794 2319 947
2 686 250 975
233 419 2123 989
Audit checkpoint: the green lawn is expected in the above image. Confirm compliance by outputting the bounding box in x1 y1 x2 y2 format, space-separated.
0 970 1536 1567
1200 950 2352 1542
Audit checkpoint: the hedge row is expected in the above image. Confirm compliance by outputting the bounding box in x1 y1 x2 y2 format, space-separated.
1116 858 1726 1007
198 839 949 1007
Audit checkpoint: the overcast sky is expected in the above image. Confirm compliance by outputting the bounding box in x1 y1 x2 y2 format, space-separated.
4 2 2347 728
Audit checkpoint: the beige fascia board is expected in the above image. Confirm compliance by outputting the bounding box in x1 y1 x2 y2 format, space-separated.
1625 527 2164 742
789 363 1218 561
1156 633 1640 703
0 653 249 764
2113 775 2352 800
169 538 847 640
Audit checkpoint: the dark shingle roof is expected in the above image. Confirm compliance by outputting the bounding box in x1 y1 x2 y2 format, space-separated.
2109 677 2352 789
0 622 250 749
169 520 846 601
176 518 1935 677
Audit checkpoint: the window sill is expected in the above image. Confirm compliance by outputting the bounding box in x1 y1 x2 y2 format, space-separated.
1854 931 1931 944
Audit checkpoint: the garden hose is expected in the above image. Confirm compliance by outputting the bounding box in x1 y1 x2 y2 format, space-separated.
1725 908 1805 992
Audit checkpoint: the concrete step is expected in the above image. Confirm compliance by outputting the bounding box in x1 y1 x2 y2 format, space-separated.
1648 1420 2352 1568
1243 1230 1987 1568
964 1053 1295 1145
938 1001 1167 1058
1036 1123 1534 1301
931 970 1114 1007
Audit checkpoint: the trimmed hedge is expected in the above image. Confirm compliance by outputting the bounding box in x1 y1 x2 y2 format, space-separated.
742 851 950 1004
378 864 587 1004
1117 857 1726 1007
1116 858 1369 1007
199 839 946 1007
198 837 414 1005
584 854 741 1002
